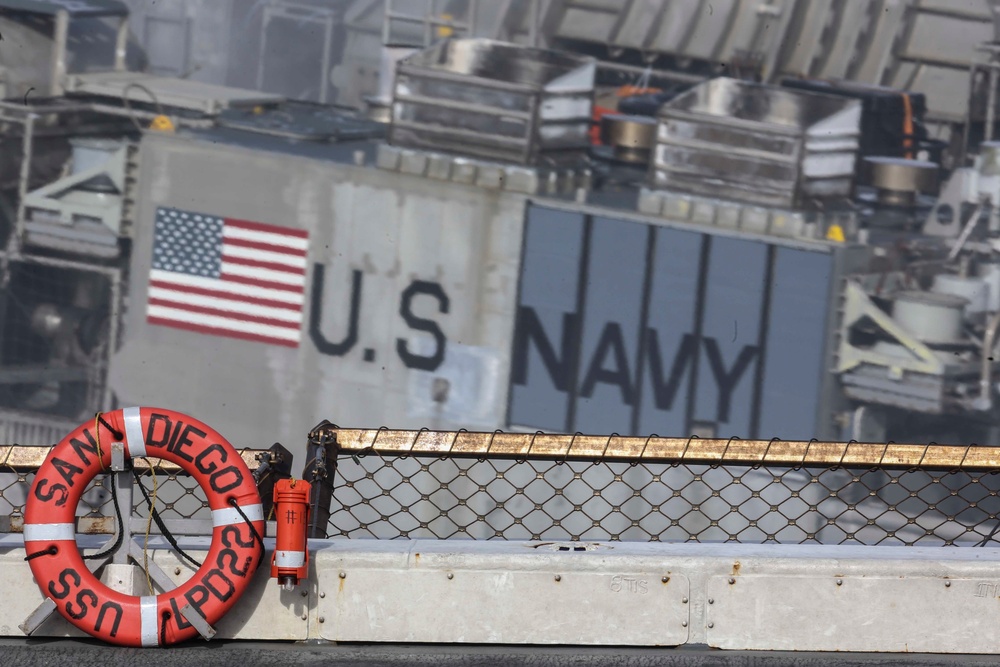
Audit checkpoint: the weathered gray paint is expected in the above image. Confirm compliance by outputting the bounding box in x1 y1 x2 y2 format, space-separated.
7 535 1000 655
110 131 526 462
574 216 647 435
507 206 585 432
692 235 768 437
510 204 843 441
113 130 847 462
637 226 703 437
758 247 834 440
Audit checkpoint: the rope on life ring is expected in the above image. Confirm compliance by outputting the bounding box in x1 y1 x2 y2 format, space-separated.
23 407 265 647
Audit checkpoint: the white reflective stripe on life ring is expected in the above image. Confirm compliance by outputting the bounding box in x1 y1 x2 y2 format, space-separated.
23 522 76 542
123 406 147 458
211 504 264 527
275 550 305 568
140 595 159 647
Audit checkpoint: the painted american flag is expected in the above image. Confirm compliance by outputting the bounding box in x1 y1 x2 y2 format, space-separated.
147 207 309 348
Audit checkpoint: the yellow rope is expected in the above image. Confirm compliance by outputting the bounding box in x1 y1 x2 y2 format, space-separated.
143 458 158 596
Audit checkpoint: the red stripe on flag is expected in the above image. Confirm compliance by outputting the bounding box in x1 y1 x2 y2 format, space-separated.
221 254 307 276
147 297 302 330
222 273 305 294
224 218 309 239
149 279 301 312
148 317 299 348
224 236 308 257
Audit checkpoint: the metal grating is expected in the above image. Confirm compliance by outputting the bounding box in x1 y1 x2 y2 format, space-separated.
323 429 1000 546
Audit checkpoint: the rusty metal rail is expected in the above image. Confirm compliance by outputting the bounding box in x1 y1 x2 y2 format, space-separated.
0 444 270 473
5 427 1000 546
0 445 277 536
320 427 1000 545
324 428 1000 470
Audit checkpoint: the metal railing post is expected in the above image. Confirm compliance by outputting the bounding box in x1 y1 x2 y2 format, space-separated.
303 421 339 539
253 443 294 521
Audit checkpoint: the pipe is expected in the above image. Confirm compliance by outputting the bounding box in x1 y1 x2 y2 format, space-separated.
303 421 339 539
50 10 69 97
9 112 35 259
987 66 999 144
976 311 1000 411
948 201 986 261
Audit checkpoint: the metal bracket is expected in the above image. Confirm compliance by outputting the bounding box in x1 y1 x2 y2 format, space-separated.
923 168 975 237
304 423 339 539
112 458 133 565
20 143 128 258
836 280 945 376
179 603 217 641
111 441 126 472
127 541 176 593
18 598 57 637
20 554 112 635
254 442 294 521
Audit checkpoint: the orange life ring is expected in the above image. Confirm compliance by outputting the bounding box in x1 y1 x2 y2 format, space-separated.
23 407 264 647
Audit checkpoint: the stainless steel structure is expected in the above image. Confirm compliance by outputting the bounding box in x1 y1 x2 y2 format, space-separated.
7 1 1000 660
94 1 1000 140
652 77 861 208
2 1 1000 452
1 1 1000 470
390 38 595 164
545 0 997 127
0 0 135 98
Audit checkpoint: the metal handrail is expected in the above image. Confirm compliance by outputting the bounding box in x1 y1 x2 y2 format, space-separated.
0 444 270 473
322 427 1000 470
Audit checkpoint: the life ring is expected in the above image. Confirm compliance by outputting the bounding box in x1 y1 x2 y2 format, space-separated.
23 407 265 647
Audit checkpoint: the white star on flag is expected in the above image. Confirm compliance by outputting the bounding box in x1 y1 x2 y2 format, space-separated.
147 207 309 348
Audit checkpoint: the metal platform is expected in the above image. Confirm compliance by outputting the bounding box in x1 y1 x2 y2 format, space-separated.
62 72 285 115
0 0 127 17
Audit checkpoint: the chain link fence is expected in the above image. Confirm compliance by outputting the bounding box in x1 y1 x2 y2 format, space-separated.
0 439 270 535
0 464 212 531
1 425 999 548
323 430 1000 547
327 455 1000 546
0 467 116 530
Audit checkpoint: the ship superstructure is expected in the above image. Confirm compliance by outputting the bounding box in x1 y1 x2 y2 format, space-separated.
1 3 1000 659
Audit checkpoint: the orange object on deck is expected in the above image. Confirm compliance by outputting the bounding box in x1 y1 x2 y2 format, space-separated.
615 85 661 98
592 87 663 144
591 105 617 144
272 478 312 590
901 92 914 159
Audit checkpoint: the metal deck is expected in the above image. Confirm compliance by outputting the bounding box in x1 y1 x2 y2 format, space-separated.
3 639 999 667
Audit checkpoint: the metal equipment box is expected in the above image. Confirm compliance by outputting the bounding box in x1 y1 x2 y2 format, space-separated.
652 77 861 209
389 38 595 165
